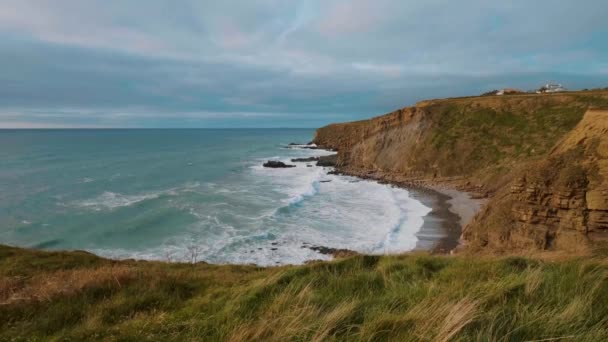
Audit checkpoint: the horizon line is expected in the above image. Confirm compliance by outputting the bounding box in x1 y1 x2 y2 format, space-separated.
0 127 320 130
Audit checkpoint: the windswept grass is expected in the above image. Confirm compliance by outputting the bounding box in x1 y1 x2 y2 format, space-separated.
1 245 608 341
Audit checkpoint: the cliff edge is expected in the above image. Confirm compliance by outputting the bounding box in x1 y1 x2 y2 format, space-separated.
313 91 608 252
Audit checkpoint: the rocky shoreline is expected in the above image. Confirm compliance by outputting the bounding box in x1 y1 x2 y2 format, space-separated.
274 142 483 255
264 152 338 168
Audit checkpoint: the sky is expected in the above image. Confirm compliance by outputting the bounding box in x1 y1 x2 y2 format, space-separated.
0 0 607 128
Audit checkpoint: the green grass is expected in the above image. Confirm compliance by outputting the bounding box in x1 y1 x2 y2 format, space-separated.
417 93 608 180
2 245 608 341
427 103 589 177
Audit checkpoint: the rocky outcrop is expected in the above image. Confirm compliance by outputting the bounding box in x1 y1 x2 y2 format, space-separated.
263 161 296 168
291 157 319 163
290 155 338 166
306 245 358 258
464 108 608 252
316 154 338 167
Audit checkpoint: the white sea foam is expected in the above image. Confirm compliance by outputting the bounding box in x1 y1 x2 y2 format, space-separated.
286 180 320 206
378 187 432 253
74 182 201 211
236 148 432 264
285 143 318 149
281 166 323 207
75 191 164 210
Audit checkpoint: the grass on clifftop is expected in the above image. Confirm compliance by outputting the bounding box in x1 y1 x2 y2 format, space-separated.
420 93 608 179
2 245 608 341
428 104 586 174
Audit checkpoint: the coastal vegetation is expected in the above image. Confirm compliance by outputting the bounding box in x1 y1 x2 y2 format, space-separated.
2 244 608 340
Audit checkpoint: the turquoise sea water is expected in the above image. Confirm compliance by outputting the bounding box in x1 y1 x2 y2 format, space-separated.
0 129 430 265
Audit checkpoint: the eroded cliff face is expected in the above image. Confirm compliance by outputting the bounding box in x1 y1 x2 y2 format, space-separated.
316 93 608 189
464 108 608 252
313 91 608 252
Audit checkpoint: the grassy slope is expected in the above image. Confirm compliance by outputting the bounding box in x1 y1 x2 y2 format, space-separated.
418 93 608 182
2 245 608 341
423 99 585 176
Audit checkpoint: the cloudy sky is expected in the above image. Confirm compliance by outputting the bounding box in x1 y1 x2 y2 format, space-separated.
1 0 607 128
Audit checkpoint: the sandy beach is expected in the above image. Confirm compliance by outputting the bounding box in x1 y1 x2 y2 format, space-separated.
407 186 487 253
329 168 487 253
432 187 487 227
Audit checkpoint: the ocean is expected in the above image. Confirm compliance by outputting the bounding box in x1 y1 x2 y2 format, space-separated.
0 129 431 265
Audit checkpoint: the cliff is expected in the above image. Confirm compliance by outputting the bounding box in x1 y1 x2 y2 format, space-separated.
313 91 608 252
464 108 608 252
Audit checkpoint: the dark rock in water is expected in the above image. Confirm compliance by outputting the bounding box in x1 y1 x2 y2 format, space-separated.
308 245 358 258
316 154 338 167
291 156 319 162
263 160 296 168
328 170 339 175
307 165 313 167
320 180 332 183
271 248 278 251
271 242 278 246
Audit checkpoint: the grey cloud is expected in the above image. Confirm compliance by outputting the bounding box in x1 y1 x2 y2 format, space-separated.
0 0 606 127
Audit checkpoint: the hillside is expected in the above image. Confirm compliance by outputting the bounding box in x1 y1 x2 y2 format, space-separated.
2 244 608 340
313 91 608 252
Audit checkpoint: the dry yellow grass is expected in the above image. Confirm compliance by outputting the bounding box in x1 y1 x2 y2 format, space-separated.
2 245 608 340
1 265 133 305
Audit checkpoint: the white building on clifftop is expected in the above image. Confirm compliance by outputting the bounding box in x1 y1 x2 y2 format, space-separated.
537 83 566 94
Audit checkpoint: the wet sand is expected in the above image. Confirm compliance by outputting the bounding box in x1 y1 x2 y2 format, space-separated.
406 187 463 253
404 185 486 253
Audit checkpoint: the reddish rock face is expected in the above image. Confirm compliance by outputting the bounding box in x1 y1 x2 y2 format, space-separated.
507 177 588 250
464 109 608 252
